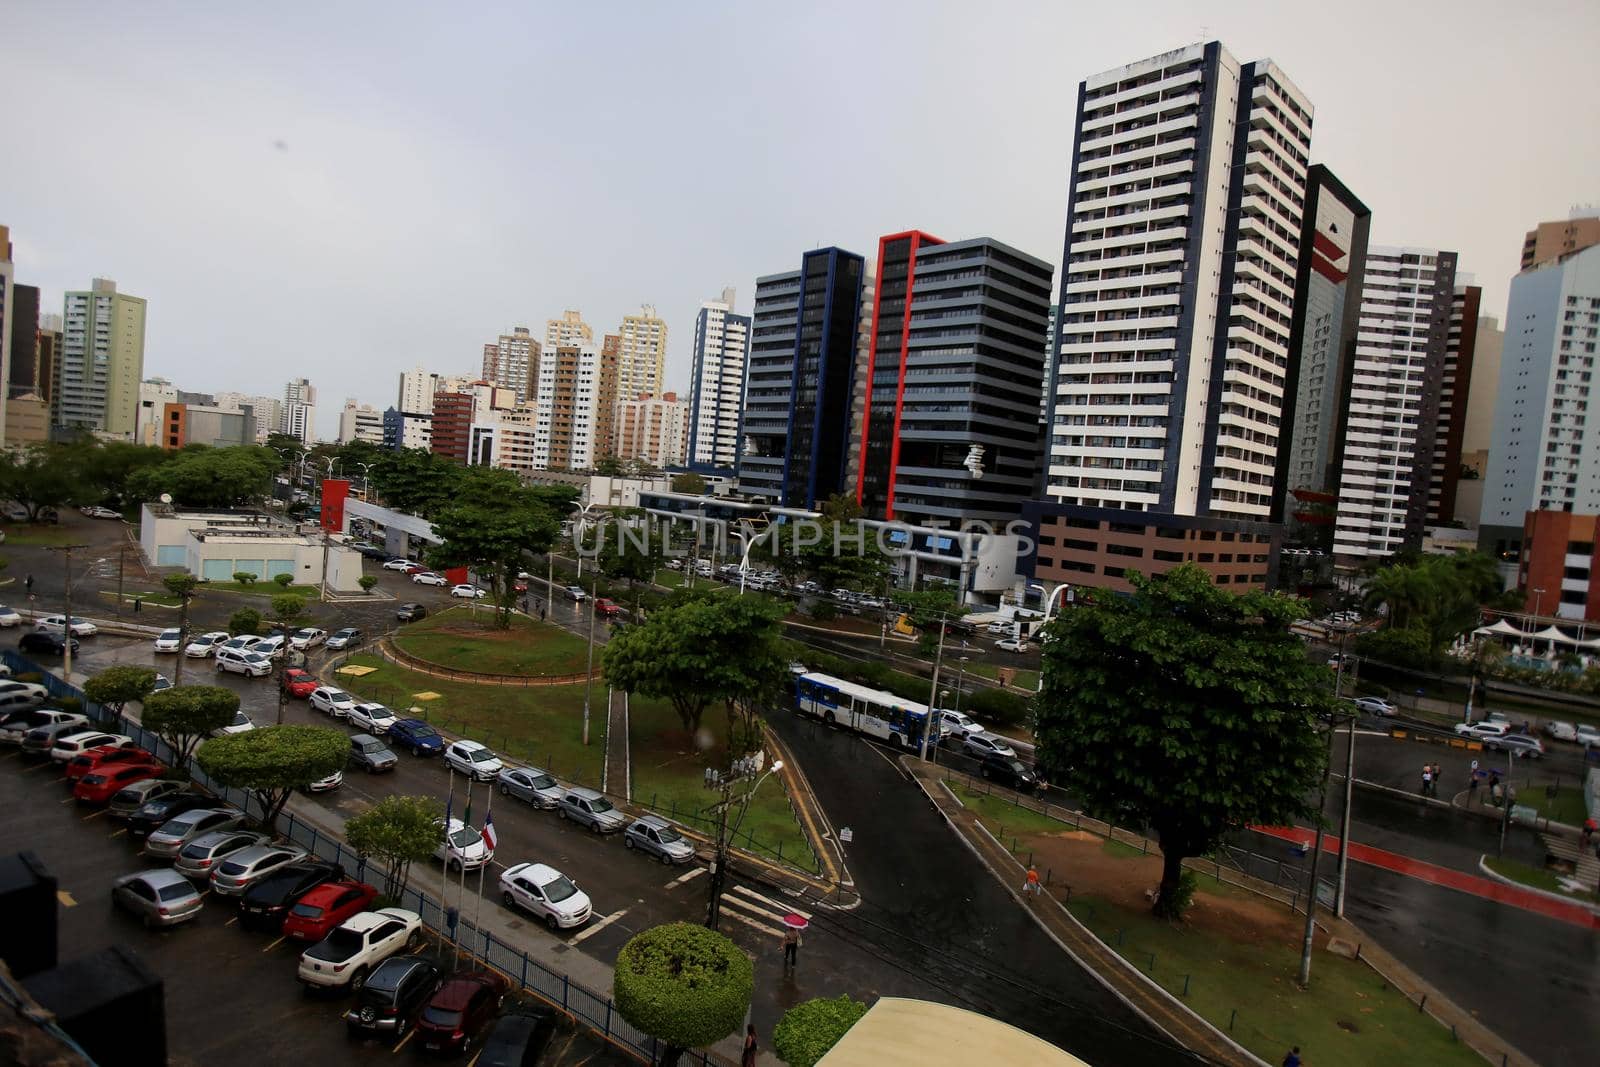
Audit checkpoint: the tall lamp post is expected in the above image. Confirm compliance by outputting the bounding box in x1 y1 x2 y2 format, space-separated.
580 572 599 746
705 754 784 931
919 613 949 762
1532 587 1546 623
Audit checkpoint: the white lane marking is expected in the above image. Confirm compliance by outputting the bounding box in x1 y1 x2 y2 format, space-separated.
568 908 628 945
730 883 810 920
665 866 706 889
716 903 786 939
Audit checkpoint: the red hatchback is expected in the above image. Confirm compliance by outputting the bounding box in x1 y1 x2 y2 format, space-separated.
73 762 166 804
281 880 378 942
65 745 159 782
593 598 622 618
282 668 319 698
416 971 510 1054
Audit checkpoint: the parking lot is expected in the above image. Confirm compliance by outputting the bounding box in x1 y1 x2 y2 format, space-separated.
0 713 636 1065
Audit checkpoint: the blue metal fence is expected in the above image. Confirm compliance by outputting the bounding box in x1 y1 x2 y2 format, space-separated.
3 651 711 1067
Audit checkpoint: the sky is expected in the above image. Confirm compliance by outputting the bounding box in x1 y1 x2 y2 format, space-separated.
4 0 1597 440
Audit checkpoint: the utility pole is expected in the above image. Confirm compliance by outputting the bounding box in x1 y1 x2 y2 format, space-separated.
1331 627 1358 918
704 754 783 931
581 574 598 746
919 613 948 762
1297 718 1337 987
45 545 90 680
115 544 126 616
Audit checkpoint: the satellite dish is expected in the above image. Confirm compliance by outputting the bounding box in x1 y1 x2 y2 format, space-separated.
159 493 173 504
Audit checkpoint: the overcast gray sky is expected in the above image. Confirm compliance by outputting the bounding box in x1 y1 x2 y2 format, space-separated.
5 1 1596 440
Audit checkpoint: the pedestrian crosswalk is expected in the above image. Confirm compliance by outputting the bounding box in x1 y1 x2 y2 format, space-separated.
715 884 810 939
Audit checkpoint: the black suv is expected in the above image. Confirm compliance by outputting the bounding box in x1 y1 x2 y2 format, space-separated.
396 603 427 622
978 753 1039 794
343 955 442 1038
126 791 215 838
18 632 78 657
238 859 345 930
476 1011 557 1067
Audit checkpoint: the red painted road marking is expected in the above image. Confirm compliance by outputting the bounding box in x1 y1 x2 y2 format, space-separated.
1252 824 1600 931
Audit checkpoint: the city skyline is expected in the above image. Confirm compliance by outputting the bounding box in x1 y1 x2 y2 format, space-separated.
4 2 1595 439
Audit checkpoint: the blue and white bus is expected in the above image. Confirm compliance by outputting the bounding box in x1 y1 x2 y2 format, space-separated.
794 672 941 751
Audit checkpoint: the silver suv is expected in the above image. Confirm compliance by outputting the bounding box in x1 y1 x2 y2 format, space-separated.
623 816 696 865
348 733 398 773
557 788 625 833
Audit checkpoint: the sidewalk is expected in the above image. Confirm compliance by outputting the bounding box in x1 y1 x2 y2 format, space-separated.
602 687 630 799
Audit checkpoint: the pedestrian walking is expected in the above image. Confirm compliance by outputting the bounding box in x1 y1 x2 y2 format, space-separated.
24 574 33 594
1282 1047 1302 1067
133 596 142 614
782 927 800 972
742 1024 759 1067
1421 764 1433 797
1582 817 1597 849
1468 772 1480 804
1023 864 1042 897
1430 763 1443 796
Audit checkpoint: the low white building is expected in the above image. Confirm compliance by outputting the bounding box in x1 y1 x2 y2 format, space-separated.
139 504 364 592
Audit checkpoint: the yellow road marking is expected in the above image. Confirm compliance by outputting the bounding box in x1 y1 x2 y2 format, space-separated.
392 1029 416 1053
81 808 107 820
57 890 77 908
263 935 286 953
109 828 127 838
225 915 238 926
466 1051 482 1067
60 796 77 804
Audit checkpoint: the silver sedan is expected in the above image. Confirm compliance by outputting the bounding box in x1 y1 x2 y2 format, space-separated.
496 767 564 809
113 868 205 928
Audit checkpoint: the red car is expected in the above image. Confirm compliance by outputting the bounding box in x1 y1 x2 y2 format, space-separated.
282 668 319 698
281 880 379 942
593 598 622 618
73 762 166 804
65 744 159 782
415 970 510 1054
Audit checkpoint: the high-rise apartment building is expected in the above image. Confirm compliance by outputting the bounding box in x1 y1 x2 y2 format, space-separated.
57 278 147 437
546 309 593 351
738 247 868 508
213 392 281 443
160 402 257 450
136 378 179 446
7 282 41 395
1521 212 1600 272
1027 42 1312 593
1480 244 1600 557
533 345 602 472
394 367 438 450
687 288 750 472
338 399 385 445
1330 247 1457 560
1272 166 1371 544
429 391 475 463
1428 282 1484 525
595 334 621 461
615 306 668 418
616 392 688 468
34 314 60 408
481 327 539 402
282 377 317 445
855 232 1054 529
0 227 12 441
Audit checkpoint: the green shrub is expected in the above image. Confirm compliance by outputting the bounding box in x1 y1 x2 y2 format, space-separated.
773 995 869 1067
613 923 752 1052
56 696 84 717
232 571 258 586
1354 627 1432 670
228 608 262 636
967 686 1033 728
271 573 295 588
358 575 378 592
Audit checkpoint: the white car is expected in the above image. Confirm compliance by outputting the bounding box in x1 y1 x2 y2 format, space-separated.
411 571 448 586
450 584 488 599
253 634 288 660
50 730 132 763
297 909 423 990
1544 721 1578 742
34 615 98 637
1351 696 1397 717
153 628 184 653
347 702 398 735
382 559 420 571
1454 721 1510 741
0 605 22 628
962 731 1017 759
309 686 356 719
220 635 263 653
184 631 230 658
215 648 273 678
936 710 985 744
307 769 344 792
986 622 1014 636
995 638 1029 654
289 628 328 651
443 739 503 781
83 506 122 520
565 585 586 602
212 711 256 736
435 818 494 871
498 862 592 930
1576 724 1600 749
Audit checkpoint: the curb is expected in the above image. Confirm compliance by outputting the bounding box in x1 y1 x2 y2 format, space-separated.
376 637 602 687
1476 854 1600 914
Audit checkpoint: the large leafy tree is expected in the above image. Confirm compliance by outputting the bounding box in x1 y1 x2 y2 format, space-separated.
614 923 753 1067
429 469 575 627
780 493 889 592
772 996 870 1067
195 724 349 830
367 447 462 518
1036 564 1329 918
0 445 85 520
83 666 159 721
1361 551 1504 664
61 439 171 509
126 445 279 507
163 574 201 684
141 685 241 770
345 795 443 900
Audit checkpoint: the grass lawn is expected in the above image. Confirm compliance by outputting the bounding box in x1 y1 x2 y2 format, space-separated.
335 653 604 786
1 525 83 547
98 589 182 608
629 695 818 873
951 780 1064 837
196 580 307 596
964 661 1040 690
1530 782 1592 826
654 569 684 588
393 607 590 677
1483 855 1597 900
1065 893 1483 1067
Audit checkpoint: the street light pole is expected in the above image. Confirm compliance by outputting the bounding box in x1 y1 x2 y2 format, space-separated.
1533 587 1546 622
920 614 948 762
1331 628 1358 919
705 758 783 931
581 574 598 746
1297 717 1337 987
46 545 90 680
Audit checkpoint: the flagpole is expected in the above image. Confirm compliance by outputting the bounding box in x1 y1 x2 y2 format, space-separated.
458 775 474 969
473 789 492 967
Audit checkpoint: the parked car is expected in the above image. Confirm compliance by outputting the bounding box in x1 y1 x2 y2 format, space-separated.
145 807 247 858
498 862 592 930
342 955 442 1039
348 733 398 773
112 868 205 928
152 674 173 692
109 779 185 820
1351 696 1398 717
172 829 271 880
212 711 256 736
290 628 328 651
0 605 20 628
216 648 273 677
496 767 564 809
126 791 216 837
444 739 503 781
935 709 985 745
564 585 586 602
396 603 427 622
995 637 1030 653
450 584 487 599
0 709 86 745
183 631 230 658
388 718 444 757
282 880 379 942
415 970 511 1054
66 745 158 782
309 686 356 719
411 571 448 587
1544 720 1579 742
31 724 121 760
325 627 363 650
209 843 309 897
623 816 696 865
962 731 1018 759
298 909 423 992
153 628 184 653
18 632 78 657
383 558 421 571
282 669 320 698
476 1011 557 1067
1487 733 1546 759
238 859 346 931
307 769 344 793
221 635 264 653
73 762 166 804
83 505 122 520
253 634 288 660
0 690 45 718
348 702 397 734
34 615 98 637
1577 724 1600 748
435 818 493 872
557 788 625 833
1454 721 1510 741
0 679 46 703
978 754 1039 793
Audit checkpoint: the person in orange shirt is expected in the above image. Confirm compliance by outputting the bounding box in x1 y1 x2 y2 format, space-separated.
1023 865 1042 897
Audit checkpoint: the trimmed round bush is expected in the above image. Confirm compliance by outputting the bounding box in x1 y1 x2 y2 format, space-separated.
773 995 869 1067
613 923 752 1052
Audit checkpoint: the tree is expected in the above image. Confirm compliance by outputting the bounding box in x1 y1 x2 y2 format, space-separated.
367 447 462 518
594 456 626 477
784 493 889 593
272 572 295 588
772 996 870 1067
897 587 968 653
269 594 309 724
670 471 707 495
1360 552 1504 665
0 445 84 520
126 445 279 507
1035 565 1329 918
195 725 349 830
358 575 378 593
613 923 753 1067
232 571 258 585
163 574 200 684
63 439 170 509
82 665 158 721
345 795 442 900
228 608 262 636
430 469 575 628
142 685 241 770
